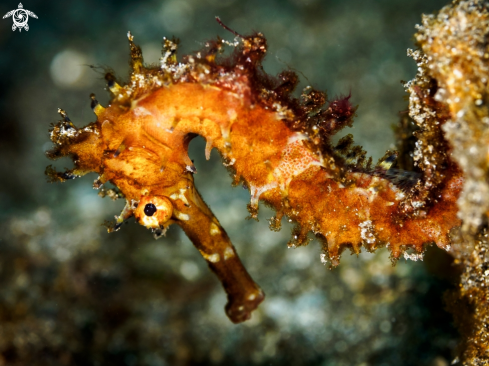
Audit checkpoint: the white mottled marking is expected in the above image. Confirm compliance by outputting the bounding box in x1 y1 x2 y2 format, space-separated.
249 183 277 210
169 188 189 205
403 251 424 261
132 106 153 117
142 215 159 228
359 220 376 244
223 158 236 167
272 133 325 193
174 210 189 221
206 253 220 263
224 246 235 260
210 222 221 236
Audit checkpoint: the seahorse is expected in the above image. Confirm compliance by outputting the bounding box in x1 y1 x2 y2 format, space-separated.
46 20 462 323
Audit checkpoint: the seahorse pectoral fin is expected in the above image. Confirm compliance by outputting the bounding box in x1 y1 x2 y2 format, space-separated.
176 183 264 323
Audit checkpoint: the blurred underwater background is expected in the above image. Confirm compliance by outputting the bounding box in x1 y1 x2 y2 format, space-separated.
0 0 462 365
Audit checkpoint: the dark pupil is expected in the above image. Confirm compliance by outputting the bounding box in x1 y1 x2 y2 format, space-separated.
144 203 157 217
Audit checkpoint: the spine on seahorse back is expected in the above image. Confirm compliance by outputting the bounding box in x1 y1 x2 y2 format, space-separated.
46 25 462 322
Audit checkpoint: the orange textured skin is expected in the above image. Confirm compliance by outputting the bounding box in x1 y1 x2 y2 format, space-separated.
46 30 462 323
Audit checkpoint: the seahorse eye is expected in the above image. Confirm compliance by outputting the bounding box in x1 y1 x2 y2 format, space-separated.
134 196 173 229
144 203 157 216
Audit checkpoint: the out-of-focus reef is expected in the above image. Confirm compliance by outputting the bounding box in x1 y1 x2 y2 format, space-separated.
0 207 458 365
409 0 489 364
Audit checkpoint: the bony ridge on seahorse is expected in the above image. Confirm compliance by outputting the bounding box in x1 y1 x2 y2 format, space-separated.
46 19 462 323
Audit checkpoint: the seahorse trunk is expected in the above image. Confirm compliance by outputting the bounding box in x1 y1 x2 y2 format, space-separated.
135 83 462 264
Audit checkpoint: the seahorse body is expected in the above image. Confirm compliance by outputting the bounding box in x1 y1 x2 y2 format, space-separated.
46 29 462 323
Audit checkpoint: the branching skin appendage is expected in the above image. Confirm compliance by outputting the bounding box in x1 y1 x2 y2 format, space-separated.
46 21 462 323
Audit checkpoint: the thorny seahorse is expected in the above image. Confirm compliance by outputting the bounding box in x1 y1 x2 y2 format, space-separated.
46 19 462 323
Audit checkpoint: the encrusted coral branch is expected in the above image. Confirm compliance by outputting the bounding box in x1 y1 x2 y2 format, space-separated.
46 20 462 322
410 1 489 364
